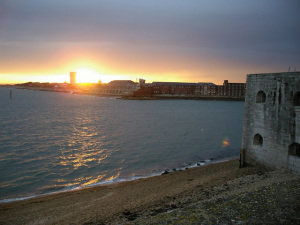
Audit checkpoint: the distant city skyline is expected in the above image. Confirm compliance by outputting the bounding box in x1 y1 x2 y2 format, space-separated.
1 0 299 85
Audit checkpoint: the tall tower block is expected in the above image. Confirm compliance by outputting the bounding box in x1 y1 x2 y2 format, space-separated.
70 72 76 85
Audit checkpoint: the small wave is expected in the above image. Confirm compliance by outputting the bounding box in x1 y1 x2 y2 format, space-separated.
0 157 237 204
0 196 37 204
159 156 239 174
161 159 212 174
0 184 80 204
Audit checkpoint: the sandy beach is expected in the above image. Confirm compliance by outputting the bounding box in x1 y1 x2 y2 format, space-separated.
0 159 299 225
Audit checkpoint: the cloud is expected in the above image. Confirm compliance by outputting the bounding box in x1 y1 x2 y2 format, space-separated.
2 1 300 50
0 0 299 83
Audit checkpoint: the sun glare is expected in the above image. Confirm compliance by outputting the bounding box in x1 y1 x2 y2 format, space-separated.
76 68 101 83
72 67 135 84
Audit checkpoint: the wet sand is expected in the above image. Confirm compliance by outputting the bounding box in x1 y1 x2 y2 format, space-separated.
0 159 299 225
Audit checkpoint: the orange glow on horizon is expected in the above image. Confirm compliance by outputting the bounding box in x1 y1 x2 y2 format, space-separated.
0 56 245 85
0 72 142 85
0 51 248 85
0 72 229 85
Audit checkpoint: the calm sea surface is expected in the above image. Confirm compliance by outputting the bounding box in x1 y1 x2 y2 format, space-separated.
0 87 244 202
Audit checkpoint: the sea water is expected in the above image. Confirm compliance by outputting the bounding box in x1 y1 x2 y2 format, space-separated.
0 87 244 202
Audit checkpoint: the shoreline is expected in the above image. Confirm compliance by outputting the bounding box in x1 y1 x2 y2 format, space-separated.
0 157 234 204
4 86 245 101
120 95 245 101
1 159 299 225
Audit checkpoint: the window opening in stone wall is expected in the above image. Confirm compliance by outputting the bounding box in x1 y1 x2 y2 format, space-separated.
288 143 300 156
256 91 266 103
293 92 300 106
253 134 263 146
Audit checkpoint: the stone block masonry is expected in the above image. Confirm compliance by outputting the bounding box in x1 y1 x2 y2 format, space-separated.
241 72 300 174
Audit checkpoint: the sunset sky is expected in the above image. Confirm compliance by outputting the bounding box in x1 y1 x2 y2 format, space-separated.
1 0 299 84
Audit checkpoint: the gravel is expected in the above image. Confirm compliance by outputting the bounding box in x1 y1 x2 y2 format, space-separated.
114 170 300 225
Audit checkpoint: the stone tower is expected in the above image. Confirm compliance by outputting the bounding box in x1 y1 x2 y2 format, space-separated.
241 72 300 174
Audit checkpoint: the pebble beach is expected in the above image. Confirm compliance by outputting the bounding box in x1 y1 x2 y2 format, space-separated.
0 159 299 225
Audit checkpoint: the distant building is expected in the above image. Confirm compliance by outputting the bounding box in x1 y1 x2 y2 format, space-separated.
152 82 196 95
148 80 246 98
241 72 300 174
195 82 216 96
91 80 138 96
88 78 246 98
222 80 246 97
139 79 146 86
70 72 76 85
133 85 153 97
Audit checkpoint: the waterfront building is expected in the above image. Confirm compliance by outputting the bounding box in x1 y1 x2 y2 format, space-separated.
195 82 216 96
152 82 196 95
70 72 76 85
148 80 246 98
139 79 146 86
91 80 138 96
222 80 246 97
241 72 300 174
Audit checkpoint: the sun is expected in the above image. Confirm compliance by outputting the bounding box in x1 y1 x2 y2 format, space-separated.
76 68 101 83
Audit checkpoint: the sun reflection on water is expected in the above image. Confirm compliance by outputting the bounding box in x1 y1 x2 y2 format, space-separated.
57 115 117 188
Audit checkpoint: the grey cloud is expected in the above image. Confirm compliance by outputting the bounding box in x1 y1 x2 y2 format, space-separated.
2 0 299 50
1 0 299 76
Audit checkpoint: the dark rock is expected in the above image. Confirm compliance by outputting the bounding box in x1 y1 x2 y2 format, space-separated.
123 210 131 216
162 170 169 175
123 210 138 221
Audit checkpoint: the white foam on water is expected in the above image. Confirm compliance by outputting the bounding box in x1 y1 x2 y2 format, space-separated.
0 157 238 204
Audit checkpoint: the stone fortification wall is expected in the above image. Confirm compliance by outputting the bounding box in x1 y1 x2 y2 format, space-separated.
241 72 300 174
